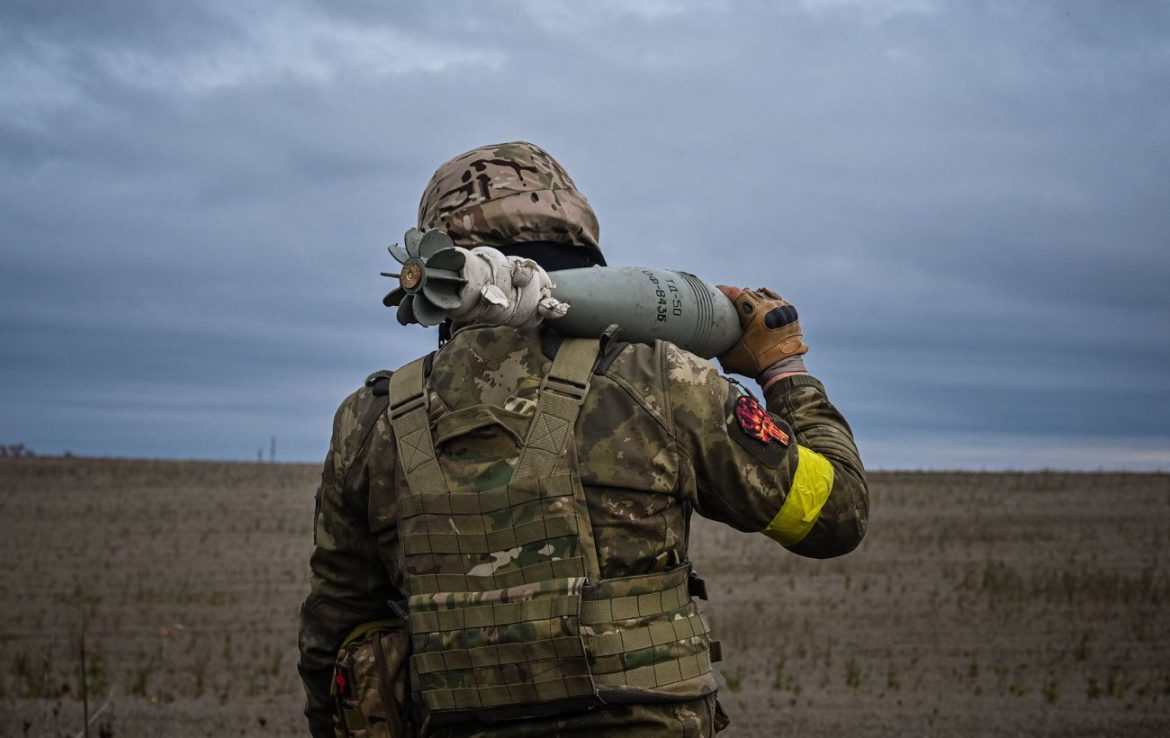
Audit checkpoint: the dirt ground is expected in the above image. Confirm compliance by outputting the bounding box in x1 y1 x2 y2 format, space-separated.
1 458 1167 737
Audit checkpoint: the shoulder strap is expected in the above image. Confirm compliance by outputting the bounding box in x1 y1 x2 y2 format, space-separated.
511 337 600 482
512 337 603 584
388 339 600 495
387 356 449 495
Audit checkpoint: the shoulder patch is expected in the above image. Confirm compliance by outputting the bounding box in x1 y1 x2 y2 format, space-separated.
728 395 792 467
735 396 790 445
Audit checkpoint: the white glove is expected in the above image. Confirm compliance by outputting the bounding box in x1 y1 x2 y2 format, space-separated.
447 246 569 328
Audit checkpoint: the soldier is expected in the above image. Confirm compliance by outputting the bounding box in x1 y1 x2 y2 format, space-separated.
298 141 868 737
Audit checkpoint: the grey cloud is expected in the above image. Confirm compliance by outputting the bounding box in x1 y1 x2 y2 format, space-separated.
1 1 1167 468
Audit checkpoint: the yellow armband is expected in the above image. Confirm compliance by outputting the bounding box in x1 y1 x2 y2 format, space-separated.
762 446 834 546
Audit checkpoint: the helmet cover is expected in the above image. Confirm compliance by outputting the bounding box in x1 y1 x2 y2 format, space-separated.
417 141 604 266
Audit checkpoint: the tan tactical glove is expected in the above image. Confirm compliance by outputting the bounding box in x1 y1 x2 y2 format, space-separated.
716 286 808 379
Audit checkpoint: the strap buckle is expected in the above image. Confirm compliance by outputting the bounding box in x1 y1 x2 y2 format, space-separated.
389 393 426 420
539 375 590 405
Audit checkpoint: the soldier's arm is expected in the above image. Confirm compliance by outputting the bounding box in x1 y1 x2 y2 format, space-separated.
665 343 867 558
761 373 867 557
298 382 397 738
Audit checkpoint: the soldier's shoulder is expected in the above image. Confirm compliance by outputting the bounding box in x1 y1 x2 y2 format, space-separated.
364 369 393 397
657 341 732 423
334 369 393 414
598 339 657 378
659 341 724 388
605 339 723 387
585 339 670 424
329 370 395 466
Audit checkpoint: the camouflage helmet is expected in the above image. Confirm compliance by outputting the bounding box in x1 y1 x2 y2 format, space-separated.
417 141 605 266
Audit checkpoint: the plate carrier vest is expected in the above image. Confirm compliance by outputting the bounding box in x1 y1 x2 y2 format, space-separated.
388 337 716 723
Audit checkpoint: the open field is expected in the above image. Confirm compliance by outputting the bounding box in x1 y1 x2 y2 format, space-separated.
1 458 1168 737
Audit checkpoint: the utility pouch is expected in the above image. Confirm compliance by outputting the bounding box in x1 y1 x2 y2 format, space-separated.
331 619 413 738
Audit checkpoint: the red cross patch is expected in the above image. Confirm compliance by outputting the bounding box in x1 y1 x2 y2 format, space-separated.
734 396 790 446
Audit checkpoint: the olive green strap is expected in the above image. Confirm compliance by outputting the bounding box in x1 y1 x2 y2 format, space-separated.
511 338 598 482
593 651 712 690
587 613 709 658
388 356 448 496
579 578 691 624
510 337 602 585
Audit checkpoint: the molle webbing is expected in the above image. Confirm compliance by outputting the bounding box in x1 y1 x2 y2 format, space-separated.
594 650 712 692
580 566 713 695
580 576 691 623
397 473 577 518
410 590 582 636
408 557 588 597
387 337 715 720
402 512 579 557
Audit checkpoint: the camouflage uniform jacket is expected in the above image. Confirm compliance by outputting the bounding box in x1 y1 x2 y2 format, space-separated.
299 324 868 737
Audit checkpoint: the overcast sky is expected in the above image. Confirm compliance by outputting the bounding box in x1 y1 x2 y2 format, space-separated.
2 0 1168 469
